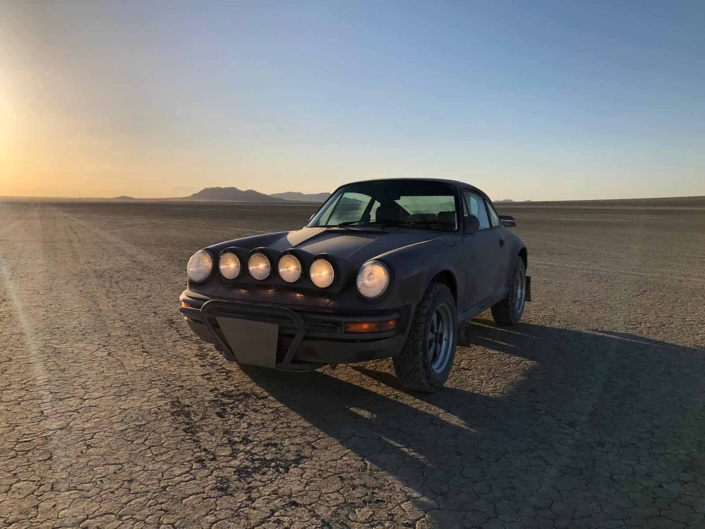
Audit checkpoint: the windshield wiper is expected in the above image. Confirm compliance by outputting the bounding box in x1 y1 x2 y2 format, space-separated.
331 220 453 230
336 220 371 227
374 220 455 230
371 220 435 227
336 220 400 228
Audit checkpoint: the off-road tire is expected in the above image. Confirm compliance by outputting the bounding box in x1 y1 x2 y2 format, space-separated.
491 256 526 326
393 283 457 392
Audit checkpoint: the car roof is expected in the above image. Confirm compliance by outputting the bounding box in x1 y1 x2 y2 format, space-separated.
335 178 487 196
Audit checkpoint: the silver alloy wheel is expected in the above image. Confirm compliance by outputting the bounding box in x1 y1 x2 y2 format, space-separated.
427 302 453 373
514 266 526 314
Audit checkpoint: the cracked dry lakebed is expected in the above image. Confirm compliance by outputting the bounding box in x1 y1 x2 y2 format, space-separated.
1 199 704 528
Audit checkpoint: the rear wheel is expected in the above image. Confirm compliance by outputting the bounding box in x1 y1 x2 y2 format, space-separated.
394 283 457 392
491 256 526 326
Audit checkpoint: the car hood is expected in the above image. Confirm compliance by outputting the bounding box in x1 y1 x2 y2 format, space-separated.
263 227 440 266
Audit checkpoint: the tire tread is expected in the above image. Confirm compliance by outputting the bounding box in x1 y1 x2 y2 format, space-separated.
393 283 455 392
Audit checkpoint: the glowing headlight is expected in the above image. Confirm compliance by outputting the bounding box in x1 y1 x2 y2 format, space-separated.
357 260 390 299
187 250 213 283
278 254 302 283
219 252 241 280
248 253 271 280
310 259 334 288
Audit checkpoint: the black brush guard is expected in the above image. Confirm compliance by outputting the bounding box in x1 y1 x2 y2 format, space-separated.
199 300 402 372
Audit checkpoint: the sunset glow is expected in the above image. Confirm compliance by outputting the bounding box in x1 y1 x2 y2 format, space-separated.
1 1 703 200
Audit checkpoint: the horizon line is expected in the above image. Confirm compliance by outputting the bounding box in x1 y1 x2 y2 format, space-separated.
1 193 703 203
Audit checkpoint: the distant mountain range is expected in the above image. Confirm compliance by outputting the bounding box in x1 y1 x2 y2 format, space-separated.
189 187 285 203
270 191 331 202
188 187 330 203
110 188 518 204
112 187 517 204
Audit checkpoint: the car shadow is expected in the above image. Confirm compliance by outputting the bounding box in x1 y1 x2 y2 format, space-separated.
240 319 705 527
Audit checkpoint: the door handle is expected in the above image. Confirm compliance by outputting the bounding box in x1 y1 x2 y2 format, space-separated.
499 238 505 247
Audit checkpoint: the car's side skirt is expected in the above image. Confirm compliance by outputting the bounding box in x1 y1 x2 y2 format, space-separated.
456 288 509 324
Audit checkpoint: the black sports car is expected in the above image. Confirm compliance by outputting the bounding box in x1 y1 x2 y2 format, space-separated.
180 178 530 391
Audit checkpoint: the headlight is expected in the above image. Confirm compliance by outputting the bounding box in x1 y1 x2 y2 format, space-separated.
357 260 389 299
187 250 213 283
310 258 334 288
248 253 270 280
278 254 302 283
219 252 241 280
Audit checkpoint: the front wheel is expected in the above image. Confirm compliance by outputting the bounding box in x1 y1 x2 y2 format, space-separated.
394 283 457 392
491 256 527 326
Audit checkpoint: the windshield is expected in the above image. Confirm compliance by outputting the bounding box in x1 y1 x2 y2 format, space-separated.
308 181 458 231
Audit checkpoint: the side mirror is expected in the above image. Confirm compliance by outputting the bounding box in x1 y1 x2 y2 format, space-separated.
499 215 516 228
464 215 480 234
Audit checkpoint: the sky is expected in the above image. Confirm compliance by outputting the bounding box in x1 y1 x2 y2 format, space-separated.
0 0 703 200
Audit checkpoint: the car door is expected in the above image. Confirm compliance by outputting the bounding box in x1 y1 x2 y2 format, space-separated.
484 198 512 291
461 190 505 312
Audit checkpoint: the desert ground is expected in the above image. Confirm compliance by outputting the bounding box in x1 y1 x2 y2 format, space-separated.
0 198 704 529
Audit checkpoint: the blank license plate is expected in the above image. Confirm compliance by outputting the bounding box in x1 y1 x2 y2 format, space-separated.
216 318 279 368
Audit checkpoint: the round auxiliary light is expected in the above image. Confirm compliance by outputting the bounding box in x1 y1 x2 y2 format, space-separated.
310 258 334 288
357 260 390 299
248 253 271 280
219 252 241 280
278 254 302 283
187 250 213 283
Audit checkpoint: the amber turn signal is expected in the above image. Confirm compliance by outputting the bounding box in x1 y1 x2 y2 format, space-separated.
345 320 396 334
181 301 192 308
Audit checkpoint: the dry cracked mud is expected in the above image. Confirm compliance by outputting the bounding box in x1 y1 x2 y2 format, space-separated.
0 200 703 528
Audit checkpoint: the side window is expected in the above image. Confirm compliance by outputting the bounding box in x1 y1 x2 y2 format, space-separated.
486 201 500 227
462 191 491 230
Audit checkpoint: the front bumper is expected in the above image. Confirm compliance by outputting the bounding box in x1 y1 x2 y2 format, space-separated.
180 291 411 371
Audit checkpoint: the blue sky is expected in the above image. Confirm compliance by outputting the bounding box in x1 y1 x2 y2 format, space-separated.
1 0 703 199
